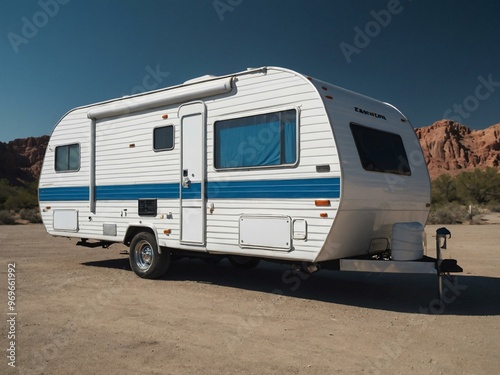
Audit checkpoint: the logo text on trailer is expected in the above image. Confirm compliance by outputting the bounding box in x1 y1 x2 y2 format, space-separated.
354 107 387 120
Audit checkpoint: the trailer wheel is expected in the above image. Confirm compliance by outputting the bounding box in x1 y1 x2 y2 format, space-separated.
129 232 170 279
228 255 260 269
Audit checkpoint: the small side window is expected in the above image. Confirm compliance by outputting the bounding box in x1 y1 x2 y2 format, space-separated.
55 144 80 172
350 123 411 176
154 125 174 151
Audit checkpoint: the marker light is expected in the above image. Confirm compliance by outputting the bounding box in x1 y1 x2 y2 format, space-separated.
315 200 331 207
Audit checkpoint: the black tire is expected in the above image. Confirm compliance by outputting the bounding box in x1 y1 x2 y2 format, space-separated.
228 255 260 269
129 232 170 279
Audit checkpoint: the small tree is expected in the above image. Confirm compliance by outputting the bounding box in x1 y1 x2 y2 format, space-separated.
0 178 39 211
0 179 17 209
456 167 500 205
431 173 457 203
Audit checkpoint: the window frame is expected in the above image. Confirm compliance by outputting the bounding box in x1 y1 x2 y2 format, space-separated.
350 123 411 176
153 124 175 152
213 107 300 172
54 143 81 173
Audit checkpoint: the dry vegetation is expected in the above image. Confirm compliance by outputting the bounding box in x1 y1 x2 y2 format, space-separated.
428 168 500 224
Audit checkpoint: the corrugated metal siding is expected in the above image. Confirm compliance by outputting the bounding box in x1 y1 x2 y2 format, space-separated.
40 68 341 261
204 69 339 260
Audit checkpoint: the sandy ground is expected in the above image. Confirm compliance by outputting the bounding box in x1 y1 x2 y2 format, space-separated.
0 223 499 375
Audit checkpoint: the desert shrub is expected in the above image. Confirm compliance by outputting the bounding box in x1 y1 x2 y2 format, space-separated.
486 201 500 213
431 173 457 204
0 179 18 209
19 208 42 223
0 210 16 225
427 203 469 225
456 167 500 204
4 188 38 210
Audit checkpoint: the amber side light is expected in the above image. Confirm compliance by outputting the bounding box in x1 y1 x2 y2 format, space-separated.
315 200 331 207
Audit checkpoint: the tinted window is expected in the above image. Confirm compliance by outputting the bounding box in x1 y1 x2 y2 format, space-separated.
214 109 297 169
154 125 174 151
350 123 411 175
55 144 80 172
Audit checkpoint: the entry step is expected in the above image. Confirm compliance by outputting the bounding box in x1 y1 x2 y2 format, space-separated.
440 259 463 273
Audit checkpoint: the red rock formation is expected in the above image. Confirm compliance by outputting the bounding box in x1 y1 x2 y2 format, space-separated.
416 120 500 179
0 135 49 184
8 136 49 180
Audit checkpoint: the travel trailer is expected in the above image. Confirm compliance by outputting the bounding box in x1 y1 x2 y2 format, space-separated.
39 67 461 296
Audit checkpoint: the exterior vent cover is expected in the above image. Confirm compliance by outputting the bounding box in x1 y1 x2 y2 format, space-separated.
138 199 157 217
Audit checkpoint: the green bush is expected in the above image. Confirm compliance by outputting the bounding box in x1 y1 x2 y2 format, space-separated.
4 190 37 210
19 208 42 223
0 178 38 211
456 167 500 204
0 179 18 208
0 210 16 225
430 169 500 206
431 173 457 204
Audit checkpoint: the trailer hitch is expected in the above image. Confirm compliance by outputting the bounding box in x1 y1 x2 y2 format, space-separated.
77 239 112 249
435 227 463 300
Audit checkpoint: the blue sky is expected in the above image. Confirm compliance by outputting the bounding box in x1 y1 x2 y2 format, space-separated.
1 0 499 141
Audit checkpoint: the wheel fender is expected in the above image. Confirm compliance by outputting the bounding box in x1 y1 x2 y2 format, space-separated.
124 224 163 254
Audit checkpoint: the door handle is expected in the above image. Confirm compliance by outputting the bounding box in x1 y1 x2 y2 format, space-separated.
182 169 191 188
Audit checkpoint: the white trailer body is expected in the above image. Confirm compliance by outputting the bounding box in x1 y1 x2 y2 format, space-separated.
39 67 432 277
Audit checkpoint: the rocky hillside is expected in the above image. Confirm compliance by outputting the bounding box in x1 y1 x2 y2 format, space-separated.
416 120 500 179
0 136 49 185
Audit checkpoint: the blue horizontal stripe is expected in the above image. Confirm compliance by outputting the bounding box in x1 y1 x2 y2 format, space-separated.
207 177 340 199
39 186 89 201
39 178 341 201
181 183 202 199
96 183 179 200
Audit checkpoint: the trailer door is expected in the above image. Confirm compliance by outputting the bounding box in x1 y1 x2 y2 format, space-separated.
179 102 206 245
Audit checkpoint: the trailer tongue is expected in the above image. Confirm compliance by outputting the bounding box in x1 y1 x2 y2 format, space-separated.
338 226 463 300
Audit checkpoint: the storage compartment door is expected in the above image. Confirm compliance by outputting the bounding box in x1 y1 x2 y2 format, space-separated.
239 215 292 251
53 209 79 232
